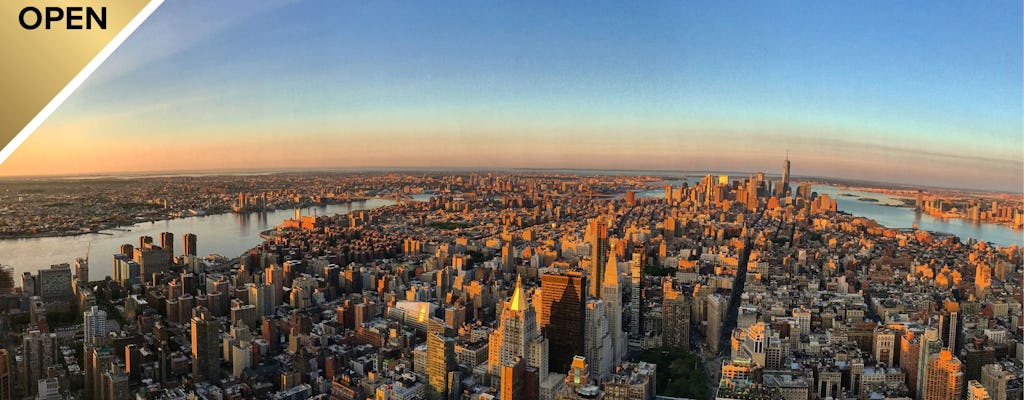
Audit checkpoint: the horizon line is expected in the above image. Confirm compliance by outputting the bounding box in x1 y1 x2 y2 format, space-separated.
0 165 1019 195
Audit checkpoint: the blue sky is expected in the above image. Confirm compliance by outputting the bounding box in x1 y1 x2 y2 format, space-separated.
4 0 1022 191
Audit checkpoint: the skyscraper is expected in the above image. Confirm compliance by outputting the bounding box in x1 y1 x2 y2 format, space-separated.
924 349 963 400
540 270 586 374
74 257 89 287
489 275 548 383
83 305 108 346
183 233 197 257
662 278 690 350
628 250 643 349
707 294 725 352
602 253 625 367
427 318 457 400
781 153 791 195
160 232 174 262
21 330 55 397
501 357 538 400
583 299 612 379
587 218 609 299
191 307 221 382
0 349 11 400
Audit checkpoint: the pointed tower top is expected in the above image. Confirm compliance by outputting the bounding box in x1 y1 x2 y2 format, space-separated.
603 248 619 289
508 274 528 312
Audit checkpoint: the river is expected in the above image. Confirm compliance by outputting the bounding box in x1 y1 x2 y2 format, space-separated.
0 199 395 281
1 183 1019 282
637 181 1021 247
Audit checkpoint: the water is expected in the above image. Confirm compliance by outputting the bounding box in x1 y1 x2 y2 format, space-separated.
0 199 395 281
811 186 1021 247
644 182 1022 247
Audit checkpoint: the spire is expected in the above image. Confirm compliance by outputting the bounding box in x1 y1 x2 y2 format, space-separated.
508 274 528 312
603 246 619 289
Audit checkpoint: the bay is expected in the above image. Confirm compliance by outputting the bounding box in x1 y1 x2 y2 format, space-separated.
0 199 395 281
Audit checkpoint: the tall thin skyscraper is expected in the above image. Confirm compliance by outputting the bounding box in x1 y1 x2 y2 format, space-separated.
588 218 609 299
781 152 791 194
601 251 625 367
629 251 643 345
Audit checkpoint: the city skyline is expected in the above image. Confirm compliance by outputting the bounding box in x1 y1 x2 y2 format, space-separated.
0 0 1021 193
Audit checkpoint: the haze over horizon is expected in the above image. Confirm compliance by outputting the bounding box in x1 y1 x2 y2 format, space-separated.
0 1 1020 192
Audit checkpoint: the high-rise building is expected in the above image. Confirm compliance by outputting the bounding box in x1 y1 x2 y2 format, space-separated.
83 305 108 346
628 250 643 348
707 294 724 352
427 318 457 400
540 270 586 374
489 276 549 384
583 299 612 379
502 242 514 274
500 357 538 400
980 364 1012 400
86 345 113 400
0 266 12 297
781 153 791 195
133 246 169 284
74 257 89 287
602 254 625 367
939 303 961 353
963 342 995 382
924 349 963 400
160 232 174 262
662 278 690 350
101 363 130 400
20 330 55 397
265 264 284 309
191 307 221 382
587 218 609 299
873 327 896 366
37 264 72 301
183 233 198 257
0 349 11 400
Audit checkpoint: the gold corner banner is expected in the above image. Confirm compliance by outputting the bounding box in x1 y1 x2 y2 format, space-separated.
0 0 161 163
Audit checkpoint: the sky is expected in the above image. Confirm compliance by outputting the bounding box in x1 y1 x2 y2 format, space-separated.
1 1 1021 192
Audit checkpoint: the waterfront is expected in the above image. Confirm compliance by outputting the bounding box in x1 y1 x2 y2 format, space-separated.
812 185 1022 247
0 199 395 281
639 181 1021 247
0 181 1019 283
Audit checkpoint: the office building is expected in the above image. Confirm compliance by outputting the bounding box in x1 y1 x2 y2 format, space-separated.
183 233 198 257
924 349 963 400
587 218 609 298
191 307 221 381
540 270 586 374
489 275 549 382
